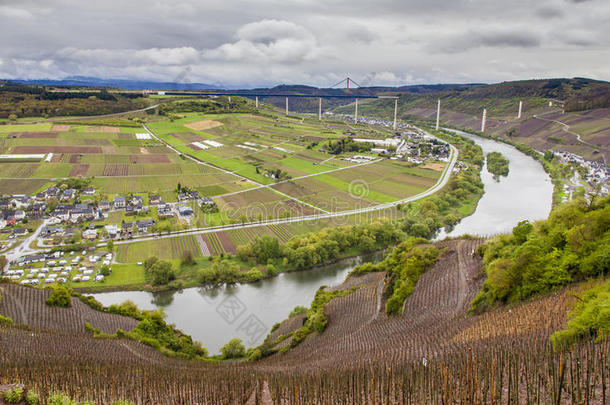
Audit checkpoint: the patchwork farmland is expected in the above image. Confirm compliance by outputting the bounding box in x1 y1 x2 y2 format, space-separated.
0 103 451 279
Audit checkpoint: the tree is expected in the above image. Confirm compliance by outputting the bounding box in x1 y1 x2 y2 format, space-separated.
106 240 114 252
46 286 72 307
147 260 175 285
181 250 195 266
144 256 158 271
512 220 533 244
220 338 246 359
100 265 111 276
8 113 17 121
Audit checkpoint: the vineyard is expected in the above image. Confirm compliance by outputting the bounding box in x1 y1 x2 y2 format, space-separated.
1 237 607 403
114 235 201 263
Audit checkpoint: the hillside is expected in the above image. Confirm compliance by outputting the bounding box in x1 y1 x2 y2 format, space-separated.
0 81 149 119
335 78 610 162
1 236 607 403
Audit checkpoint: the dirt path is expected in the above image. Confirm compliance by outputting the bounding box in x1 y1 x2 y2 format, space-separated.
244 381 273 405
455 240 468 311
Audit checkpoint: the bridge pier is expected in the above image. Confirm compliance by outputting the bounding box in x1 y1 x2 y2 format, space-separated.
436 98 441 130
354 98 358 123
255 96 259 109
285 97 289 115
393 98 398 130
318 98 322 120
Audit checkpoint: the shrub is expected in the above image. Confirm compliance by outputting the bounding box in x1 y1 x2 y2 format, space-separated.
0 314 14 326
48 393 78 405
248 348 262 362
552 280 610 349
46 286 72 308
289 305 307 317
243 268 263 282
25 390 39 405
3 387 23 403
220 338 246 359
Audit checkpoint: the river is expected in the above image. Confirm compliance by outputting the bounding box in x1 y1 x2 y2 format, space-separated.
93 253 383 354
437 129 553 238
93 129 553 354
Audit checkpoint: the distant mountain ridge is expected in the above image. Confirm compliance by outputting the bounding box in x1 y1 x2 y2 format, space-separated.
10 76 221 90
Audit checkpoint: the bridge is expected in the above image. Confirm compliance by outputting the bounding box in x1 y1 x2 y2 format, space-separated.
153 77 401 129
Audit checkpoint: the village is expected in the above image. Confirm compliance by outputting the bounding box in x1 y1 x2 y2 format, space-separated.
0 185 217 245
553 150 610 198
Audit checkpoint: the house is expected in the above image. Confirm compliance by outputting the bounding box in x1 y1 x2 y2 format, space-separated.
40 226 64 237
35 192 46 201
27 202 45 220
71 204 94 222
157 204 174 218
64 228 77 238
177 193 188 201
14 210 25 221
136 219 156 233
82 187 95 196
114 196 125 209
149 195 162 205
178 206 194 216
60 189 77 202
125 205 136 216
10 195 31 209
0 199 11 210
198 197 215 206
188 190 200 200
121 222 134 237
104 225 120 238
10 228 27 238
2 210 17 226
52 209 71 222
129 195 143 206
45 187 60 198
98 201 111 211
82 229 97 240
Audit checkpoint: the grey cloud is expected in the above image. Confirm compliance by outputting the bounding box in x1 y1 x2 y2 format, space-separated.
438 30 542 54
0 0 607 86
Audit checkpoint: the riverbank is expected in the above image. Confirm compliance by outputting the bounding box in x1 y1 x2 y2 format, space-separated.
442 125 571 206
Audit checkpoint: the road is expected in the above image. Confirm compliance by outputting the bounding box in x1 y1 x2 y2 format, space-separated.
104 128 457 246
4 126 457 257
532 112 606 165
4 218 52 268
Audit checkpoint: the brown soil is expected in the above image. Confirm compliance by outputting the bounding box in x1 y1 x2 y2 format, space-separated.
185 120 223 131
50 125 71 131
69 164 89 177
421 162 444 171
12 146 102 154
18 132 58 138
128 154 170 163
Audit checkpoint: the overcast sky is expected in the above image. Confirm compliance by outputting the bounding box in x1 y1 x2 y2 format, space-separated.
1 0 608 88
